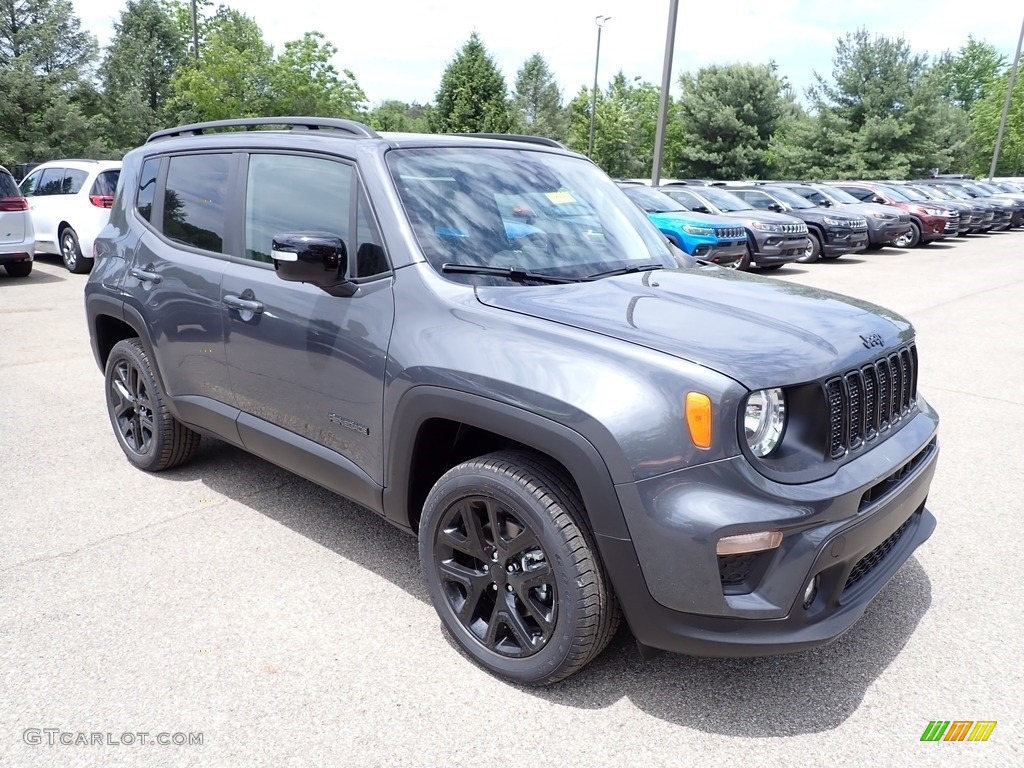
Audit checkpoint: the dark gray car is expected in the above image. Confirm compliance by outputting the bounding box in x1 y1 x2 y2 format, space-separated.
84 118 939 685
658 184 808 270
770 182 914 249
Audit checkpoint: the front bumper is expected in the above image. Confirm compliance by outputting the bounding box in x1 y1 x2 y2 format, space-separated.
869 220 911 246
603 404 939 656
697 241 747 266
919 215 949 241
750 233 807 265
823 228 869 255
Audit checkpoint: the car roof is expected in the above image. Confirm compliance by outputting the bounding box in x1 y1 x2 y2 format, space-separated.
29 159 122 173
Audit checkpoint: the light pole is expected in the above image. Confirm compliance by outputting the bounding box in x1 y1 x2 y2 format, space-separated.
989 15 1024 180
588 15 611 159
191 0 200 61
651 0 680 186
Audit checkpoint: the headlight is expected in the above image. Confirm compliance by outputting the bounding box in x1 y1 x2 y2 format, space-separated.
923 207 945 216
744 388 786 457
868 211 894 220
751 221 782 232
682 224 715 236
822 216 849 226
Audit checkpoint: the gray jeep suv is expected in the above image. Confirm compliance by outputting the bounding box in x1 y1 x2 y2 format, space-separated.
85 118 939 685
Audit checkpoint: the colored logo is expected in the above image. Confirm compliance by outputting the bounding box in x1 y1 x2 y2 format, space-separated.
920 721 997 742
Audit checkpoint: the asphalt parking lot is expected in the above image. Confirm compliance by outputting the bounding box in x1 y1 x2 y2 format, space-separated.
1 236 1022 768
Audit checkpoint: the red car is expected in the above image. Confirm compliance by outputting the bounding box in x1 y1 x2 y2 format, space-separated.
828 181 957 248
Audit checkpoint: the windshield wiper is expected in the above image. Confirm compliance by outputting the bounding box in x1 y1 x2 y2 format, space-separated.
584 263 664 280
441 263 577 284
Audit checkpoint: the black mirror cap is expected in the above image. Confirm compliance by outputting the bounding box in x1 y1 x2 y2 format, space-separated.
272 232 356 296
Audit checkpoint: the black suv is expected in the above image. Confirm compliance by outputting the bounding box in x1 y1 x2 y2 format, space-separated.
727 185 869 262
85 118 939 685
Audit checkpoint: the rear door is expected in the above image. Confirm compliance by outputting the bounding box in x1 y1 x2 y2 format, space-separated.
222 151 395 485
121 153 235 412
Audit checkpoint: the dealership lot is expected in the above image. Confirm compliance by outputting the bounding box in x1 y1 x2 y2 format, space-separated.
1 237 1021 767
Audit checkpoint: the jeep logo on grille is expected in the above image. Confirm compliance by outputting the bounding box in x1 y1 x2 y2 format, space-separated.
860 333 884 349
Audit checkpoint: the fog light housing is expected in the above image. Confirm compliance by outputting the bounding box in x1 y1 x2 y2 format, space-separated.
802 575 819 609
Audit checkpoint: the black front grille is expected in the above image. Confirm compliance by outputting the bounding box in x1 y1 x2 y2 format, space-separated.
782 223 806 235
824 344 917 459
844 515 913 591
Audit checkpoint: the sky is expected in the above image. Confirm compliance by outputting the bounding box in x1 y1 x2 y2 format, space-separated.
73 0 1023 107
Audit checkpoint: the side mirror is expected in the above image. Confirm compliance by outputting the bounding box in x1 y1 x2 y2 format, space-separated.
819 199 832 207
272 232 356 297
692 205 710 214
871 195 886 204
767 203 784 213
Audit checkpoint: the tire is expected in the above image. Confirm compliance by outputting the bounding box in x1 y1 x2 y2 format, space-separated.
4 261 32 277
724 245 752 271
60 227 93 274
104 338 201 471
796 231 821 264
893 221 921 248
419 450 620 685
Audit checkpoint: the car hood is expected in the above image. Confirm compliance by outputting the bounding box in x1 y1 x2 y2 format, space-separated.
647 210 750 228
475 267 913 390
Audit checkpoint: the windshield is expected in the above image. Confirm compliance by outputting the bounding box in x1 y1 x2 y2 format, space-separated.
621 186 688 213
940 185 972 200
811 185 859 204
699 186 751 212
896 185 928 201
387 148 674 283
907 185 941 201
765 186 815 209
877 185 909 202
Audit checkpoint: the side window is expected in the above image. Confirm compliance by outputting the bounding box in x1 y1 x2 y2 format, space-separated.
136 159 160 223
0 170 20 198
354 187 389 277
839 186 872 202
804 191 827 206
35 168 66 196
92 170 120 197
671 190 700 208
163 154 230 253
740 191 774 210
244 154 352 265
20 171 40 196
62 169 88 194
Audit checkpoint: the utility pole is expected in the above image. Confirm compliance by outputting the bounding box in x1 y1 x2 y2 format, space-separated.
989 16 1024 180
651 0 680 186
191 0 200 62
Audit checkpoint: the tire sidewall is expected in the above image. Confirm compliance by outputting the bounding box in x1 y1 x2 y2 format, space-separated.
419 469 585 684
104 340 163 470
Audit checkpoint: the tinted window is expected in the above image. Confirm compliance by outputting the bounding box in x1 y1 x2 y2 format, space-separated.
19 171 40 196
136 160 160 223
92 170 120 197
661 188 701 209
621 186 688 213
62 169 88 194
34 168 65 196
0 170 19 197
735 190 776 210
244 154 352 264
838 186 873 202
164 154 230 253
354 187 389 277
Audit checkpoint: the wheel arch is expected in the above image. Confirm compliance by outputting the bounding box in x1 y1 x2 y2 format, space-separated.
383 386 632 542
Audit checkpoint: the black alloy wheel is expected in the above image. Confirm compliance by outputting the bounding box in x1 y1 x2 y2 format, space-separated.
420 451 620 685
104 339 200 471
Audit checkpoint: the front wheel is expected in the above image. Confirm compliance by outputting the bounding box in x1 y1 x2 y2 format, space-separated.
796 232 821 263
420 451 620 685
61 227 93 274
723 246 751 271
893 221 921 248
104 339 201 471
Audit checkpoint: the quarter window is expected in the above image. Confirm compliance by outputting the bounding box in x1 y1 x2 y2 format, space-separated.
136 159 160 223
244 154 353 265
62 169 88 194
163 154 231 253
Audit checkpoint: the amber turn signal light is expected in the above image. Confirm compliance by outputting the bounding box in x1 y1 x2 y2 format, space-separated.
685 392 712 449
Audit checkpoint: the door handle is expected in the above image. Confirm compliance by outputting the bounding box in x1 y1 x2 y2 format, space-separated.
130 267 162 283
223 294 264 314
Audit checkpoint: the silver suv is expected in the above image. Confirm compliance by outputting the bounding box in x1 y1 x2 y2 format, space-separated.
0 165 34 277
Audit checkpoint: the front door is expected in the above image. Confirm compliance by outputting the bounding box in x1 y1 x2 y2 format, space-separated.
223 152 394 484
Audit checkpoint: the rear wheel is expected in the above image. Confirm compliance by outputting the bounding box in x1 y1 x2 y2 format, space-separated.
60 227 93 274
104 339 201 471
4 261 32 277
420 451 620 685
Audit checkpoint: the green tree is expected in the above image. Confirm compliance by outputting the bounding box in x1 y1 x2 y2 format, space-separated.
1 0 96 79
512 53 566 140
806 28 957 178
933 36 1006 111
671 62 790 179
566 73 660 178
165 7 274 122
367 100 432 132
268 32 365 117
100 0 187 150
969 72 1024 176
430 32 513 133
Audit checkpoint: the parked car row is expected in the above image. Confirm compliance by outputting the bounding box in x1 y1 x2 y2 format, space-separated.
616 177 1024 271
0 159 122 277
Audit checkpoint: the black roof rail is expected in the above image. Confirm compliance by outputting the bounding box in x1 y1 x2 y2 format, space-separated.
447 133 567 149
147 117 380 143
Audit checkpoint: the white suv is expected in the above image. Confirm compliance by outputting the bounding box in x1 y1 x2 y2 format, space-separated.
19 159 121 273
0 165 35 278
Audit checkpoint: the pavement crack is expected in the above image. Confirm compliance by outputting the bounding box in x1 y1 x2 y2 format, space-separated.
927 385 1024 407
